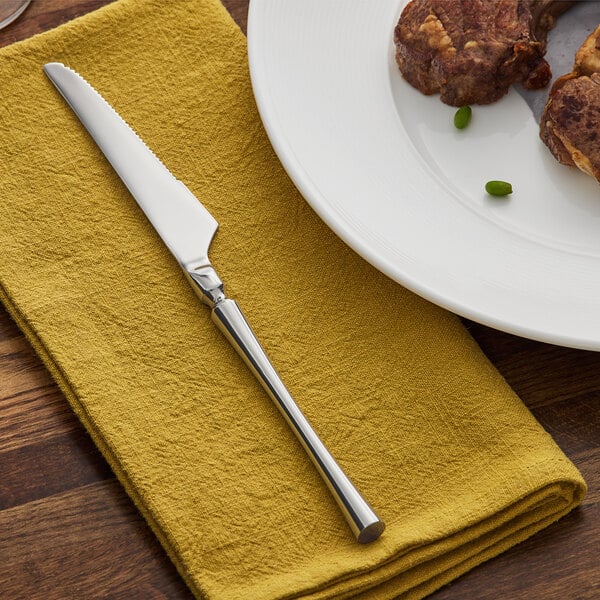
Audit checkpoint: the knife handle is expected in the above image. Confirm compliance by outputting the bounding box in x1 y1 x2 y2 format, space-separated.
186 265 385 543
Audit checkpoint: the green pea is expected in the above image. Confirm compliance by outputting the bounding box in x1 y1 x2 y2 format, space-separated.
485 180 513 196
453 105 472 129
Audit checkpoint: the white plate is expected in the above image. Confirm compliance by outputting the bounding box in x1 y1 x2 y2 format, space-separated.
247 0 600 351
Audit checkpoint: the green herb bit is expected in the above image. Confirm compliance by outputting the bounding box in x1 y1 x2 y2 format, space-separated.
453 105 472 129
485 180 513 196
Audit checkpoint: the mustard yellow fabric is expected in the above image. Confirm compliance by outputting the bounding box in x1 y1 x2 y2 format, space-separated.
0 1 586 598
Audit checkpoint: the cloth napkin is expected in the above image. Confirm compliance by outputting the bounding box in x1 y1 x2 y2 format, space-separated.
0 1 586 598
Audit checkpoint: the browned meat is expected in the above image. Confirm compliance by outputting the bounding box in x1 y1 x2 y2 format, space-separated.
540 25 600 181
394 0 573 106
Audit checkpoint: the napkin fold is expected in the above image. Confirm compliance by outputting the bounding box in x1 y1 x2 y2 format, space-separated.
0 0 586 598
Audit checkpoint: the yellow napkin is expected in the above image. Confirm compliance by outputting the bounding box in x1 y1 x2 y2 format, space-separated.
0 0 586 598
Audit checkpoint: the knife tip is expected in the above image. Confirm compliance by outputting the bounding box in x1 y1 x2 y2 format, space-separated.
43 62 65 76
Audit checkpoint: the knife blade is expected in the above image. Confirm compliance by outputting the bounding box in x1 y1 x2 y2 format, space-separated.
43 62 384 543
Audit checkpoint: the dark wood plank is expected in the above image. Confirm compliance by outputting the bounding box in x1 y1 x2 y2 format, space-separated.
0 315 80 454
0 480 193 600
222 0 247 34
0 429 113 510
0 2 598 599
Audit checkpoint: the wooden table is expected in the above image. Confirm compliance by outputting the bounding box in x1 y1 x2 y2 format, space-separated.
0 1 598 598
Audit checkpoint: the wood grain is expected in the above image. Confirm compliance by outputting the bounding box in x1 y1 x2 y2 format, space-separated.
0 480 192 599
0 1 597 599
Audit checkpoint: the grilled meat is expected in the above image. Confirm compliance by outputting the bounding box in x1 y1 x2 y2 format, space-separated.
394 0 573 106
540 25 600 181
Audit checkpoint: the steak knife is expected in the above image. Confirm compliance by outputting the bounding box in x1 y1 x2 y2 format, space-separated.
43 62 384 543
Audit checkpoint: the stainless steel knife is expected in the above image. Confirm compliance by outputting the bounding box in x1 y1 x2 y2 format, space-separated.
43 62 384 543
